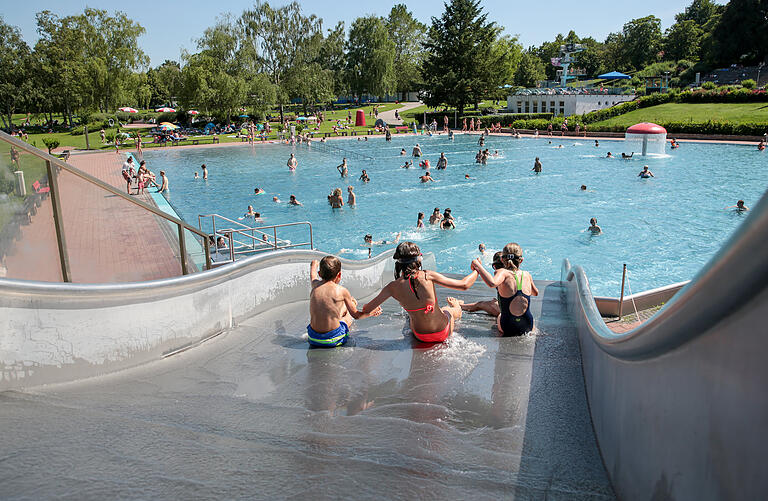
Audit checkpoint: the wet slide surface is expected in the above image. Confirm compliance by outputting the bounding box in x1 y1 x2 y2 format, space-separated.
0 280 614 500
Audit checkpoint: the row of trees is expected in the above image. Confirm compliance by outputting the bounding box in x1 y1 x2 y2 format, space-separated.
523 0 767 85
1 0 766 129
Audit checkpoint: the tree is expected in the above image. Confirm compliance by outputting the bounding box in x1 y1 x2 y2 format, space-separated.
180 16 247 122
664 20 702 61
386 5 427 96
709 0 768 65
621 16 663 70
422 0 509 113
318 22 348 96
240 1 324 122
575 37 607 77
677 0 724 27
0 17 31 131
346 16 396 98
514 50 546 88
148 60 182 106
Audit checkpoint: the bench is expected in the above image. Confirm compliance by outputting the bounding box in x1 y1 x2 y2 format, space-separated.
32 180 50 195
395 126 409 133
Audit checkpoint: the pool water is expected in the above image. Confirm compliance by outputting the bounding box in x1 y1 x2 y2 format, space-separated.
143 134 766 296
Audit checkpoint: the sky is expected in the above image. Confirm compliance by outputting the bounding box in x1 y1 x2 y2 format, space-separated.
3 0 728 66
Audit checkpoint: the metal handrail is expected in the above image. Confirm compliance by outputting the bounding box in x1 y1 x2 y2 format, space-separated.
0 131 211 280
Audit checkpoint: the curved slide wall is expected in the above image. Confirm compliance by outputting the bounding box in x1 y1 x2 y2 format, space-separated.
562 190 768 500
0 249 410 390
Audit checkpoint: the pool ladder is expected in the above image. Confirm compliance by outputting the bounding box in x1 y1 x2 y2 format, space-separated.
198 214 314 264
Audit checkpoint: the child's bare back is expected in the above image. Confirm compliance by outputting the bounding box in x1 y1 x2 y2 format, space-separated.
307 257 381 347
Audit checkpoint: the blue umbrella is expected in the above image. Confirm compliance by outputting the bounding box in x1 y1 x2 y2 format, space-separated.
598 71 631 80
239 114 249 118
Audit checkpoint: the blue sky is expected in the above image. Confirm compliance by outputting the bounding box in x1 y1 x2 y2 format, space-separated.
3 0 727 66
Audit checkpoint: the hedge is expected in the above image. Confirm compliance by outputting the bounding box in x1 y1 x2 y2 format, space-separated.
508 119 768 136
418 112 553 126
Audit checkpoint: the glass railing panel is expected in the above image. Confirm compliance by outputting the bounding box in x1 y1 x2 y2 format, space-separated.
183 227 208 273
0 138 63 281
55 167 185 282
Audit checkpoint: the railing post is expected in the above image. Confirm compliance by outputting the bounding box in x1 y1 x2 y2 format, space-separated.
309 223 313 249
178 223 188 275
273 227 278 250
228 232 234 262
46 160 71 282
203 235 211 270
618 263 627 318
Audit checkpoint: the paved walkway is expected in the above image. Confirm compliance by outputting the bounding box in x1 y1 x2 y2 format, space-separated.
4 151 185 283
377 101 423 125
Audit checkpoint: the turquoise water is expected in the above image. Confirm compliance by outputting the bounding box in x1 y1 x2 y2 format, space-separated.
143 134 766 296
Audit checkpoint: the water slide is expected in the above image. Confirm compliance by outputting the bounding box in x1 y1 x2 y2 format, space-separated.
2 191 767 499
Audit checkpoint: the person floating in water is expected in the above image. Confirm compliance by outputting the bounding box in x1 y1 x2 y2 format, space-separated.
194 172 199 180
725 200 749 212
289 194 302 206
469 243 539 336
622 152 634 159
580 185 588 191
595 140 599 147
588 217 602 234
360 242 478 343
638 165 654 178
400 148 406 155
758 140 765 151
307 257 382 347
670 138 680 149
606 152 613 158
272 196 281 203
532 157 542 173
363 232 402 257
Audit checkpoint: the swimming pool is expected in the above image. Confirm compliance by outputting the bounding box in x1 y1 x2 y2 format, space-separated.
143 134 766 296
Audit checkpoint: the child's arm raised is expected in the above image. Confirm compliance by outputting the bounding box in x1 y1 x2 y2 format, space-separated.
426 269 478 290
471 258 504 288
309 260 323 287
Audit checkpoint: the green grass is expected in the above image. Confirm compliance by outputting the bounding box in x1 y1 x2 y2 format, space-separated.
592 103 768 127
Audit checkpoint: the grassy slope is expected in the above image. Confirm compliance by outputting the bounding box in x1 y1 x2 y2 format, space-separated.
592 102 768 127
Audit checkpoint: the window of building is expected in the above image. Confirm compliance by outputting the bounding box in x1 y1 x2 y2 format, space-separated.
517 101 522 113
533 102 538 113
559 101 565 107
559 108 565 116
525 101 529 113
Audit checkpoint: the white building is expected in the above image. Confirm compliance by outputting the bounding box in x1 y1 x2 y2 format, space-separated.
506 93 636 117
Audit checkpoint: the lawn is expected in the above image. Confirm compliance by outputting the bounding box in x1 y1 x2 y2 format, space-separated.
592 102 768 127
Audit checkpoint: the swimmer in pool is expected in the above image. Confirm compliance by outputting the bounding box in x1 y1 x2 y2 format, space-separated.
359 242 478 343
436 153 447 170
360 170 370 182
470 243 539 336
287 153 298 171
413 144 422 157
307 257 382 347
606 152 613 158
420 171 435 183
588 218 602 234
289 195 302 206
416 212 425 228
478 243 486 255
758 140 765 151
441 218 455 230
254 187 265 194
400 148 406 155
329 188 344 208
725 200 749 212
347 186 356 207
337 158 348 177
202 164 208 179
363 232 402 258
638 165 654 178
595 140 599 147
273 196 281 203
580 185 587 191
244 205 257 218
465 174 474 179
194 172 199 179
622 152 634 159
429 207 443 225
532 157 542 173
402 160 412 168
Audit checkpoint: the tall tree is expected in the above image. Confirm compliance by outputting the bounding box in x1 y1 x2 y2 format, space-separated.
422 0 509 113
0 17 31 131
346 16 396 98
709 0 768 65
663 20 702 61
240 1 323 122
514 50 546 88
148 60 182 107
620 16 663 70
386 5 427 96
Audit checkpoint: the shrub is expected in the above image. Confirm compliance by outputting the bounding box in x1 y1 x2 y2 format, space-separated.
702 81 716 90
70 126 85 136
741 79 756 89
42 137 60 154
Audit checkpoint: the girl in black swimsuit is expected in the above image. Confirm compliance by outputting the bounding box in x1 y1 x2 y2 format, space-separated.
471 242 539 336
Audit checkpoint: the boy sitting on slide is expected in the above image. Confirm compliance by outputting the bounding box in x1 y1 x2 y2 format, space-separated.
308 257 381 347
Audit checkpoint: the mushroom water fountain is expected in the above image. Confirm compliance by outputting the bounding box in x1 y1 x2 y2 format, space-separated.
625 122 667 156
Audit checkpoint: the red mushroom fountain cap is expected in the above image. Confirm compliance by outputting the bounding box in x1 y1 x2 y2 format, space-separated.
626 122 667 134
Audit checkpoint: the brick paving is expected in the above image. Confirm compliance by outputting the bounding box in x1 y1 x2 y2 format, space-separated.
4 151 184 283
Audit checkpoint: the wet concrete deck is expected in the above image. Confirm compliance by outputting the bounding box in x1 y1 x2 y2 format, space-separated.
0 279 614 500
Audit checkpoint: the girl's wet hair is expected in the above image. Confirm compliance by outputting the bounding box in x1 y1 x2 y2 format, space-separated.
492 251 504 270
394 241 423 298
502 242 523 270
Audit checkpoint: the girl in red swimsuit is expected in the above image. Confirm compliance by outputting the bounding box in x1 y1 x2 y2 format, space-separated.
361 242 479 343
